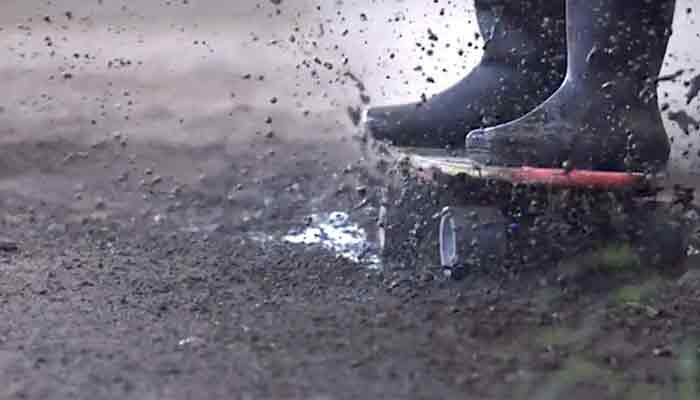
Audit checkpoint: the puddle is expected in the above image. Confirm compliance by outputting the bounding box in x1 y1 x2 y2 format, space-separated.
283 211 381 269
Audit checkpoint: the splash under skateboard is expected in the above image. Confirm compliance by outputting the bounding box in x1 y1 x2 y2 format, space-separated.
377 147 698 278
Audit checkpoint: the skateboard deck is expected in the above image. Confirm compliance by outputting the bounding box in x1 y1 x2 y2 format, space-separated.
397 148 659 191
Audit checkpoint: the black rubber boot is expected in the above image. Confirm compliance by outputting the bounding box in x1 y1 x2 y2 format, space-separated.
364 0 567 149
466 0 676 172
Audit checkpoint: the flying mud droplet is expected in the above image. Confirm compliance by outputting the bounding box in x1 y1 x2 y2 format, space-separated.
668 110 700 136
283 211 380 269
686 73 700 105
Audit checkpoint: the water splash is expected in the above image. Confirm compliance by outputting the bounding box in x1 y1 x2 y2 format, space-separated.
283 211 380 269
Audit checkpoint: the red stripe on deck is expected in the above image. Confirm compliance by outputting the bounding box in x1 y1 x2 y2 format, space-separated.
509 167 645 189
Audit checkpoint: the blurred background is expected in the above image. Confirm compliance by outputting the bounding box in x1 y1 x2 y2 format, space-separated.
0 0 697 164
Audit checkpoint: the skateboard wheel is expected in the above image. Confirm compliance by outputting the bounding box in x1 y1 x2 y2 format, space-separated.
377 189 389 255
376 179 444 271
626 202 695 275
439 206 508 273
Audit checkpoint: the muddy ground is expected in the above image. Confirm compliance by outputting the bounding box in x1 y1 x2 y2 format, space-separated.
2 1 700 399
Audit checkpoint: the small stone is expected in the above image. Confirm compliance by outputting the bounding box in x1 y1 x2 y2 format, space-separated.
95 198 106 210
562 160 574 173
645 305 660 318
115 171 128 182
652 347 672 357
177 336 205 347
47 223 66 235
0 238 19 252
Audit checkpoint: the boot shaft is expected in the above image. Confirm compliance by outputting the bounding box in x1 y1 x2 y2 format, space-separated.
474 0 566 69
565 0 676 87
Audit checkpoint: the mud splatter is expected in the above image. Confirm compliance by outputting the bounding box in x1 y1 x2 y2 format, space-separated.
657 68 685 82
686 73 700 105
668 110 700 135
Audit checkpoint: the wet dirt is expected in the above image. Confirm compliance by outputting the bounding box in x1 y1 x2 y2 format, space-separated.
1 115 700 400
1 1 700 399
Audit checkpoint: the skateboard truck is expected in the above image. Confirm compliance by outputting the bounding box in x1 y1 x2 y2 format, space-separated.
379 149 698 278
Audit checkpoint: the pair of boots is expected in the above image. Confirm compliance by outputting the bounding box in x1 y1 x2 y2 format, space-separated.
365 0 676 172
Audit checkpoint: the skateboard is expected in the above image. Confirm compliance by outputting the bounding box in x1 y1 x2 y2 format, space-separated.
377 147 699 278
